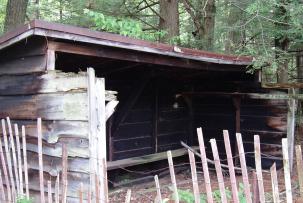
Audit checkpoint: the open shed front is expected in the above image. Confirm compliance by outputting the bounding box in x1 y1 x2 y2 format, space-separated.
0 20 291 201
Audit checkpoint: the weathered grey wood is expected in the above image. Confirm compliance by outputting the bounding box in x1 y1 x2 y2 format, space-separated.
0 71 117 100
2 120 88 144
79 182 83 203
282 138 292 202
254 135 265 203
22 125 29 199
48 180 52 203
236 133 252 203
154 175 162 203
0 127 11 202
6 117 20 195
270 163 279 203
0 93 88 120
14 124 23 196
1 119 16 201
188 149 200 203
62 144 68 203
0 55 46 75
125 189 131 203
37 118 45 203
223 130 239 203
167 150 179 203
296 145 303 197
0 170 5 202
55 175 60 203
196 128 213 203
210 139 227 203
46 49 55 70
287 97 296 172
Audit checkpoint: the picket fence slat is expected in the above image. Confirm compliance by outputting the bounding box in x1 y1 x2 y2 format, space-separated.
270 163 280 203
167 150 179 203
188 149 200 203
282 138 293 203
254 135 265 203
296 145 303 197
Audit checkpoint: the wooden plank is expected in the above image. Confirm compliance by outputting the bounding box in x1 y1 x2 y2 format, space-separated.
79 182 83 203
236 133 252 203
87 67 97 203
210 139 227 203
0 55 46 75
282 138 293 202
21 125 29 199
0 93 88 121
62 143 68 203
125 189 131 203
1 119 16 201
107 147 199 170
296 145 303 197
0 126 11 202
48 180 52 203
252 171 259 203
188 149 200 203
37 118 45 203
46 49 55 70
6 117 20 195
95 78 108 203
287 97 296 172
196 128 213 203
55 174 60 203
14 124 23 196
270 163 280 203
254 135 265 203
154 175 162 203
223 130 239 203
0 170 5 202
167 151 179 203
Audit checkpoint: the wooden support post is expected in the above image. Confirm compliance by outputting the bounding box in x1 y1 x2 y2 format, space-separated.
196 128 213 203
254 135 265 203
210 139 227 203
0 126 11 202
188 149 200 203
296 145 303 197
48 180 52 203
1 119 15 202
270 163 280 203
37 118 45 203
223 130 239 203
46 49 56 70
125 189 131 203
167 151 179 203
14 124 23 196
287 96 296 173
236 133 252 203
21 125 29 199
154 175 162 203
62 143 68 203
55 174 60 203
282 138 293 202
6 117 20 195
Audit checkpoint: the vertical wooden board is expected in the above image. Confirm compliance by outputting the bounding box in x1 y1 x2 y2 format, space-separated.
55 174 60 203
167 151 179 203
236 133 252 203
287 98 296 172
0 129 11 202
46 49 56 70
223 130 239 203
252 171 259 203
270 163 280 203
37 118 45 203
14 124 23 196
254 135 265 203
1 119 16 201
188 149 200 203
154 175 162 203
48 180 52 203
0 170 5 202
125 189 131 203
282 138 293 202
210 139 227 203
79 182 83 203
196 128 213 203
296 145 303 197
62 144 68 203
22 125 29 199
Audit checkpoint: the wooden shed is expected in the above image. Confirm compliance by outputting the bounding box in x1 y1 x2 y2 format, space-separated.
0 20 291 201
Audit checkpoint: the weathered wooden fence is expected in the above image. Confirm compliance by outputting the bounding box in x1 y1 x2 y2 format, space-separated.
0 119 303 202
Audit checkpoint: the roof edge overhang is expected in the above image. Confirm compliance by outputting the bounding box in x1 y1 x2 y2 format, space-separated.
0 20 252 67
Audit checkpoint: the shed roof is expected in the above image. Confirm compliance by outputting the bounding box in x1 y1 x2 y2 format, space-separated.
0 20 252 66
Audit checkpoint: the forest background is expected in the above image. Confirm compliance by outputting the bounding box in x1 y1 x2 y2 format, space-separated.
1 0 303 84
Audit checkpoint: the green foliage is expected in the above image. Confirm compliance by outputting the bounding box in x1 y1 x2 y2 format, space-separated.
17 196 33 203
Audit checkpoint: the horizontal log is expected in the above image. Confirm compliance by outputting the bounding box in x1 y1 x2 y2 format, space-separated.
1 120 88 143
0 55 46 75
0 71 117 101
0 93 88 120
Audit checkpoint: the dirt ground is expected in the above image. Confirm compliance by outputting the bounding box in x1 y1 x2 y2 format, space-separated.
108 165 301 203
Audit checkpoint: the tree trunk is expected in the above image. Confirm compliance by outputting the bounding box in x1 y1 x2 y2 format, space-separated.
4 0 29 32
201 0 216 51
159 0 179 42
